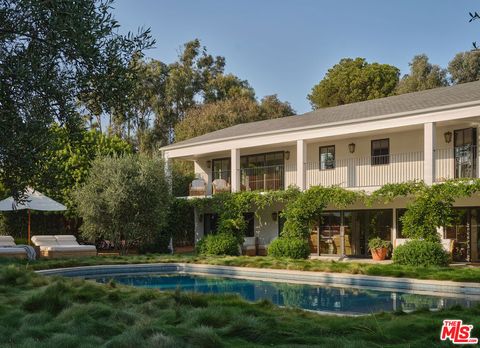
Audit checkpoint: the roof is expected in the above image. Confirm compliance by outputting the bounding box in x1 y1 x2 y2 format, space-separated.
163 80 480 150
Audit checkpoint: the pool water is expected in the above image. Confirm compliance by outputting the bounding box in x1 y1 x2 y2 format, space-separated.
93 274 478 315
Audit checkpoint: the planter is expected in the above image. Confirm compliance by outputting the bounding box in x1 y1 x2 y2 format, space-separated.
371 247 388 261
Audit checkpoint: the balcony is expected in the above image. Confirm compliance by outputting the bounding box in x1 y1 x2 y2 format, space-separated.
188 147 479 196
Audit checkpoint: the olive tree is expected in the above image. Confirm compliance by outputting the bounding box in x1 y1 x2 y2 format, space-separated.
74 154 171 254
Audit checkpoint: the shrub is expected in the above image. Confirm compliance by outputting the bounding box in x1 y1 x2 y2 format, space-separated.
268 238 310 259
196 233 240 256
392 240 449 267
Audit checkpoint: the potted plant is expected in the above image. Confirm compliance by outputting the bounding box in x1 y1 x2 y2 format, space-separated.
368 237 391 261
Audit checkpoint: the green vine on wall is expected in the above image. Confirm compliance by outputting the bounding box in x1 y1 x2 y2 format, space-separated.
185 179 480 244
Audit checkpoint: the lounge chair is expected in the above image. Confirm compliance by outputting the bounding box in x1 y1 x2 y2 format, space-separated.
0 236 28 259
212 178 230 194
31 235 97 259
189 178 207 196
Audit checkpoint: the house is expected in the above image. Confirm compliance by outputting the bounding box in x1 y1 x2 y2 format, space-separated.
161 81 480 262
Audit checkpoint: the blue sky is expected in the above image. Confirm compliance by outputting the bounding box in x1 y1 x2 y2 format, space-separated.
113 0 479 114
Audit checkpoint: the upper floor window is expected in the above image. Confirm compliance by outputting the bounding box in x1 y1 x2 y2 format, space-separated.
319 145 335 170
212 158 230 181
371 138 390 165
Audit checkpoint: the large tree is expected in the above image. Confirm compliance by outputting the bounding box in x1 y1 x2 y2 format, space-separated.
0 0 153 198
396 54 448 95
448 50 480 84
74 154 171 255
175 95 294 142
307 58 400 109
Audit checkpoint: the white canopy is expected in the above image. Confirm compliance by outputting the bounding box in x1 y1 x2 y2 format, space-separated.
0 187 67 212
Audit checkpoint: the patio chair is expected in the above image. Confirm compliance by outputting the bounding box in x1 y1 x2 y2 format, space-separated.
0 236 28 259
212 178 230 194
242 236 257 256
189 178 207 197
31 235 97 259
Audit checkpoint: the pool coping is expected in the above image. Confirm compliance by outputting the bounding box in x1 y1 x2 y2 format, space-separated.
36 262 480 299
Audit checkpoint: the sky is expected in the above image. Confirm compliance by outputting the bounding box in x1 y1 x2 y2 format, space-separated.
112 0 479 114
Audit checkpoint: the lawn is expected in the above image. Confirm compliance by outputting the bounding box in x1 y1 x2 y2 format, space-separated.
0 265 478 347
4 253 480 283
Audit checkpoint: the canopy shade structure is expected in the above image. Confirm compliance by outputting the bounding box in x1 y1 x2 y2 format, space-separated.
0 188 67 244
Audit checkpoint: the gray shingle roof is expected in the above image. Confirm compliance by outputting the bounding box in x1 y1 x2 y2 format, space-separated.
163 81 480 150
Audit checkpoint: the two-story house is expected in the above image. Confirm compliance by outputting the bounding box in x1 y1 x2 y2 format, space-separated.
161 81 480 262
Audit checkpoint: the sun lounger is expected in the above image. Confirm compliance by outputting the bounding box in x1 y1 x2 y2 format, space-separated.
31 235 97 258
0 236 34 259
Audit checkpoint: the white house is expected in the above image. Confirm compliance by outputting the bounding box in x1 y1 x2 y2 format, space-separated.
161 81 480 262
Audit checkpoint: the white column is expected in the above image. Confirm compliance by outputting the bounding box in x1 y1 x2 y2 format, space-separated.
296 139 306 190
392 208 397 248
231 148 240 192
163 151 172 193
477 125 480 179
424 122 436 185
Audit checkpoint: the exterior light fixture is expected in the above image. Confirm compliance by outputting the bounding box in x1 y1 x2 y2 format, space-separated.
206 160 211 168
348 143 356 154
271 212 278 221
285 151 290 160
444 131 452 144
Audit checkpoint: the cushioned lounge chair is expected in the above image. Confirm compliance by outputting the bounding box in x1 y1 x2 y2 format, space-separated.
0 236 28 259
212 178 231 194
189 178 207 197
31 235 97 259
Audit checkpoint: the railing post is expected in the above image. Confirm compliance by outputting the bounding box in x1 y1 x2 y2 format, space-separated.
231 148 240 192
424 122 436 185
297 139 306 190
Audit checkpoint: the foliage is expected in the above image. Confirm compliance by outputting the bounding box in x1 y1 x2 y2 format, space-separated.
196 233 240 256
175 95 294 142
307 57 399 109
368 237 391 251
448 50 480 84
393 240 450 267
0 0 153 199
35 125 132 213
73 154 171 254
281 186 360 239
396 54 448 95
190 188 300 242
267 238 310 259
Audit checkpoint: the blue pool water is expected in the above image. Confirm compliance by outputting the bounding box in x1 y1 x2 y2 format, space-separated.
93 274 478 315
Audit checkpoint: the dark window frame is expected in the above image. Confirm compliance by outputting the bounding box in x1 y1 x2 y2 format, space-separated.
371 138 390 166
319 145 335 170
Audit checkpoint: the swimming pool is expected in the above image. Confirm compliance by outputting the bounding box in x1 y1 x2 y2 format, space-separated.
92 273 479 315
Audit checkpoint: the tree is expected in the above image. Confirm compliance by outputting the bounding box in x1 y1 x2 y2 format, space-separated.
34 125 132 212
396 54 448 95
0 0 154 199
174 95 294 142
307 58 400 109
74 154 171 255
448 50 480 84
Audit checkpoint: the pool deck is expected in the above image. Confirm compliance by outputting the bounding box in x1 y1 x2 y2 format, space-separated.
37 262 480 300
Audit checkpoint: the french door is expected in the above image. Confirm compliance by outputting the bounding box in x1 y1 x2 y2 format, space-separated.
454 128 477 179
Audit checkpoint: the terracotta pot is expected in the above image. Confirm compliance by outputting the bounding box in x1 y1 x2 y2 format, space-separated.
371 247 387 261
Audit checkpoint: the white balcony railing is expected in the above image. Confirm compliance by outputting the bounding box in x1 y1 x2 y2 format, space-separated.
306 151 424 188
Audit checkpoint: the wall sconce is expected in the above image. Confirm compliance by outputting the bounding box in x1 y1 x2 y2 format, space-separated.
271 212 278 221
206 160 211 168
348 143 356 154
444 131 452 144
284 151 290 161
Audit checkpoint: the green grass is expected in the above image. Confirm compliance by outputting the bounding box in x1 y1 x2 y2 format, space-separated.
0 265 479 347
3 253 480 283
